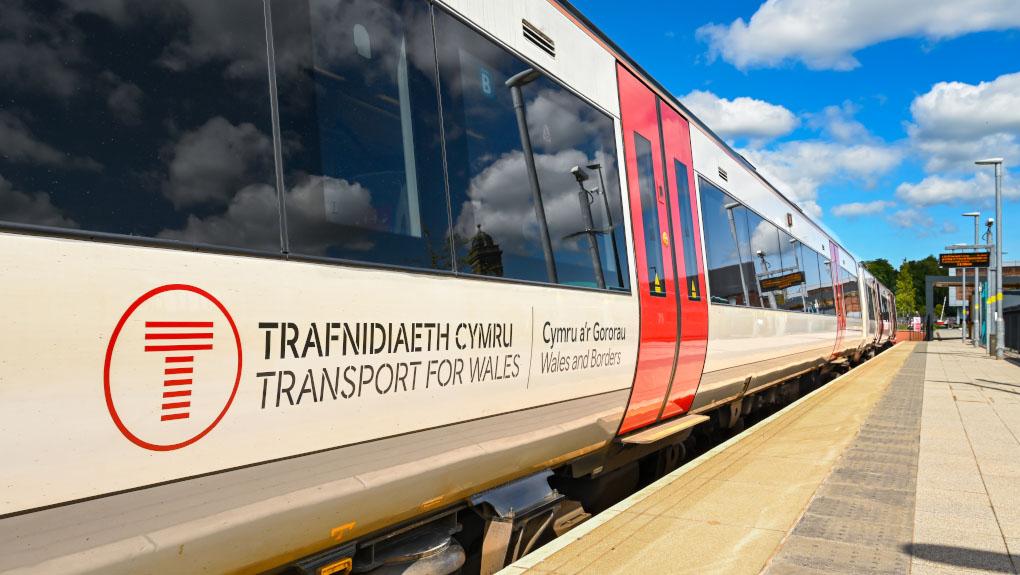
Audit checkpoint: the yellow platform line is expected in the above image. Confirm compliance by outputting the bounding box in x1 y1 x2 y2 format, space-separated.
503 343 919 575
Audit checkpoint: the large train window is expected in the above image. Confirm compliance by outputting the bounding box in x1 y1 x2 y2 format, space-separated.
747 212 784 310
271 0 452 268
781 233 807 312
0 0 278 250
730 205 764 307
816 256 837 315
674 160 700 300
801 248 825 314
434 8 630 290
840 267 862 319
701 180 745 304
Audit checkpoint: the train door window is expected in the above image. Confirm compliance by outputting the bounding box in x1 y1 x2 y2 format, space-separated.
633 134 666 296
746 213 784 309
434 8 630 289
271 0 452 268
699 179 750 305
0 0 279 250
780 232 806 312
817 256 837 315
674 160 700 300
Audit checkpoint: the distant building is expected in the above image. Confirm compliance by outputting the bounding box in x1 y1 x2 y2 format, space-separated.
467 225 504 277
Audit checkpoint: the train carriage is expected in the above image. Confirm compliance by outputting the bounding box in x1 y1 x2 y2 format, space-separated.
0 0 894 573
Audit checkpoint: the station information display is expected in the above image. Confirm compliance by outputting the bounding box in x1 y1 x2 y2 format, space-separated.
759 271 806 292
939 252 991 268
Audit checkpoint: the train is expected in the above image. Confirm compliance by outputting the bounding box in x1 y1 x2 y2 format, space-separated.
0 0 896 573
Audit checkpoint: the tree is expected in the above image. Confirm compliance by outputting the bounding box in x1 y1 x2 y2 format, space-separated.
895 260 917 319
899 255 948 315
863 258 897 288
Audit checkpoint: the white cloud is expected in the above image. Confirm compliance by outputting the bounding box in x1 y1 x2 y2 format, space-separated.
162 117 273 208
455 148 604 255
808 102 870 143
740 140 903 218
831 200 895 217
158 183 279 250
0 112 102 171
911 72 1020 141
884 207 961 238
681 90 798 143
103 73 144 124
907 71 1020 172
0 1 83 98
895 172 1019 207
0 174 77 228
912 133 1020 174
697 0 1020 71
158 176 380 254
888 207 934 230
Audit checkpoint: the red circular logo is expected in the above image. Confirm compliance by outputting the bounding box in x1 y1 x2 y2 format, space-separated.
104 284 242 451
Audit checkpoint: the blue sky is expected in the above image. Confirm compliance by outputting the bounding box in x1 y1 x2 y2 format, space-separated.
572 0 1020 265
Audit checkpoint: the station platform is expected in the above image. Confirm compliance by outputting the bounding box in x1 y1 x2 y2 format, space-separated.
502 340 1020 575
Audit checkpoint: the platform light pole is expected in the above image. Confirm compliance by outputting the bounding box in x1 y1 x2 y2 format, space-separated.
984 219 995 351
976 158 1005 360
963 212 981 344
507 68 558 284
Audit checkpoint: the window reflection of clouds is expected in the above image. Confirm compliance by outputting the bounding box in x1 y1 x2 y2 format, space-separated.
305 0 437 83
437 8 628 289
0 0 278 248
270 0 450 267
701 181 749 305
0 175 77 228
0 112 102 171
2 0 630 289
162 117 273 209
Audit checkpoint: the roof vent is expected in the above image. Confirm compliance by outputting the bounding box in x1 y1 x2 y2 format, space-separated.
522 20 555 57
718 167 728 181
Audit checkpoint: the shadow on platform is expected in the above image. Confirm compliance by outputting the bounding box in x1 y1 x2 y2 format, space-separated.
902 543 1016 573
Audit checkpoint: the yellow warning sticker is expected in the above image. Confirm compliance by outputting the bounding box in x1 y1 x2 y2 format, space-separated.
661 232 669 247
330 522 356 542
654 273 663 293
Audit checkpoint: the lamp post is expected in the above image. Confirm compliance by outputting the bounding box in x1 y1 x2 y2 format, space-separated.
507 68 557 284
975 158 1005 360
984 219 995 351
724 202 751 305
586 162 624 289
963 211 981 344
570 166 606 289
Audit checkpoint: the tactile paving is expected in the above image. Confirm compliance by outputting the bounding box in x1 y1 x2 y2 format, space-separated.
764 344 926 575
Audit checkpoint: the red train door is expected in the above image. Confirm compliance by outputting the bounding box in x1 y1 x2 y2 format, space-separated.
658 104 708 419
617 65 678 434
617 65 708 434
